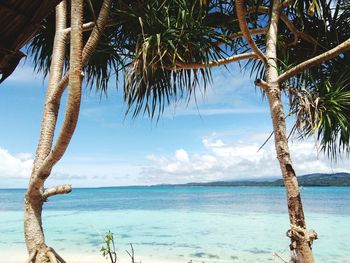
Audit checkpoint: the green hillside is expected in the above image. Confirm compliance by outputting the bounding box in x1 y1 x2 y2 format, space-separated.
173 173 350 187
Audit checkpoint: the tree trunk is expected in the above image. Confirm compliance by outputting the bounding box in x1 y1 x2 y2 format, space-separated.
264 0 316 262
24 1 67 262
24 0 83 262
24 0 112 261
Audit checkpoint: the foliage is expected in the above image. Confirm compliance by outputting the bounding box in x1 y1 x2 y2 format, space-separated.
115 0 231 118
280 0 350 158
101 230 118 263
290 75 350 159
27 0 350 155
239 0 350 157
28 0 240 118
100 231 141 263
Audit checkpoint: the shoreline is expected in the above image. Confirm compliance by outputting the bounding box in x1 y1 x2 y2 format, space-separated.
1 252 185 263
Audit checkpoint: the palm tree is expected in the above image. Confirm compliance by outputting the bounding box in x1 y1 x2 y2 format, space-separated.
26 0 350 262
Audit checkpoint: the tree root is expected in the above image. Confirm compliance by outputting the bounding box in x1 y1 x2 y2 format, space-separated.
46 247 67 263
26 246 67 263
47 249 57 263
49 247 67 263
26 249 38 263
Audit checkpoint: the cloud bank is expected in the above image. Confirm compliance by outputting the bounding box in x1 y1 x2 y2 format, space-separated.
0 148 33 179
1 135 349 187
141 136 350 184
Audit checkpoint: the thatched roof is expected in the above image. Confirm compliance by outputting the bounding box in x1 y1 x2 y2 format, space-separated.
0 0 62 83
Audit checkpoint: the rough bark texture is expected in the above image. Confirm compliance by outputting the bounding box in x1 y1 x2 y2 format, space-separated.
24 0 112 262
56 0 113 98
24 2 67 262
24 0 83 262
264 0 315 262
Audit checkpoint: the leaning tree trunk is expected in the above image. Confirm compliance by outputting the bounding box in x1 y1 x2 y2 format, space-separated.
264 0 316 262
24 0 111 261
24 0 83 262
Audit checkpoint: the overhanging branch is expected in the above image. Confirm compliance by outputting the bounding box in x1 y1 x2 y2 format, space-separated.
278 38 350 83
215 28 267 46
235 0 267 62
280 14 319 50
172 52 258 70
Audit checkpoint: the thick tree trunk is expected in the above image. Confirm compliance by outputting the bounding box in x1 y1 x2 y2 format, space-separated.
264 0 316 262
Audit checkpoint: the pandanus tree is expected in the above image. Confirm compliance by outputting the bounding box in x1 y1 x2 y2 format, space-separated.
25 0 113 262
26 0 350 262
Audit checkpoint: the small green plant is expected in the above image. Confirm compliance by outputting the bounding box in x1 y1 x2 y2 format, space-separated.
101 231 141 263
101 230 117 263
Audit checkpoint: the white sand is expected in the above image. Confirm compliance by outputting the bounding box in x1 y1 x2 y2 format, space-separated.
1 251 183 263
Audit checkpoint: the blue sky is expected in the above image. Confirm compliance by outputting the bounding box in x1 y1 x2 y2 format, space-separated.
0 60 349 188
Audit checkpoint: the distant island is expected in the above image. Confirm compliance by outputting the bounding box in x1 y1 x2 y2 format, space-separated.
159 173 350 187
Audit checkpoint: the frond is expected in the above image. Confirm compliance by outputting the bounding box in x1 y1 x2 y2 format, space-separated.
115 0 234 118
290 72 350 159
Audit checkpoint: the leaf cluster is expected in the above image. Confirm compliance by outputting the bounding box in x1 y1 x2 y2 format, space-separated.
100 230 117 263
27 0 350 156
281 0 350 158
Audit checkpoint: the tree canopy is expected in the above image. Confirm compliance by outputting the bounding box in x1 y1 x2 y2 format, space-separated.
28 0 350 155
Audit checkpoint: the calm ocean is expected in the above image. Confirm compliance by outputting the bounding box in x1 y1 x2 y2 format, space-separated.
1 186 350 262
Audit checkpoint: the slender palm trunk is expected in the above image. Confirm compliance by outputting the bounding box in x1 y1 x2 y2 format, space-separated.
24 0 83 262
24 0 111 261
264 0 315 262
24 2 67 262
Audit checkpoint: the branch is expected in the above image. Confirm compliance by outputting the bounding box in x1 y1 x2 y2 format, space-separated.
62 21 95 34
278 38 350 83
61 21 117 35
247 6 319 51
235 0 267 62
215 28 267 46
255 78 269 92
50 247 67 263
47 250 58 263
170 53 258 70
279 14 319 50
43 184 72 199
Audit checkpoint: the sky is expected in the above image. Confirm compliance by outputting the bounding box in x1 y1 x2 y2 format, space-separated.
0 59 349 188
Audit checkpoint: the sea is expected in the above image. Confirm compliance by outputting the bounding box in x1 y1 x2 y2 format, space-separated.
1 186 350 263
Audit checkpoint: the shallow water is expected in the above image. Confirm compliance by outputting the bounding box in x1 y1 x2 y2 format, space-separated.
1 186 350 262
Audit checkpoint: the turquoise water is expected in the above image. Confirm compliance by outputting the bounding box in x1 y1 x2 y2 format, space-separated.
1 187 350 262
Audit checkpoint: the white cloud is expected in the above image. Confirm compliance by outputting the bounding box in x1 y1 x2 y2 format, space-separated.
0 148 33 179
141 136 350 184
175 149 189 162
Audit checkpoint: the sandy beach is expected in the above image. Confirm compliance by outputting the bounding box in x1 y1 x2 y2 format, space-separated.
1 251 184 263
